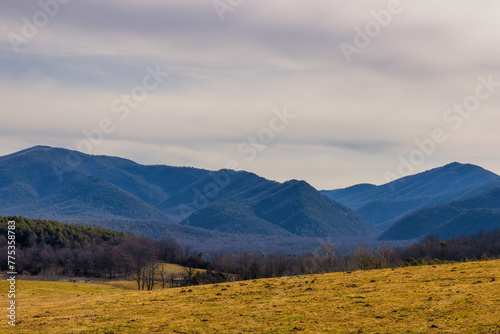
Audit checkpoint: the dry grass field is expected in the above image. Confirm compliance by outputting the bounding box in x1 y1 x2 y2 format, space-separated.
9 263 197 291
2 260 500 333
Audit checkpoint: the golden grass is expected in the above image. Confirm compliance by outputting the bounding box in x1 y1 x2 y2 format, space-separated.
10 263 196 291
2 260 500 333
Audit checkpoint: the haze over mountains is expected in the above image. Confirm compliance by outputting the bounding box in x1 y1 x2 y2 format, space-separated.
1 146 499 252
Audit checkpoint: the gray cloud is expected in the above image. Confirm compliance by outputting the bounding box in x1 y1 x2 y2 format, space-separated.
1 0 500 188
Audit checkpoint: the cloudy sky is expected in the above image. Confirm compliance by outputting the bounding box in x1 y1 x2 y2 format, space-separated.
1 0 500 189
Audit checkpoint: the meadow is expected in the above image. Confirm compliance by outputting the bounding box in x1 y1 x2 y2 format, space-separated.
11 263 197 291
2 260 500 333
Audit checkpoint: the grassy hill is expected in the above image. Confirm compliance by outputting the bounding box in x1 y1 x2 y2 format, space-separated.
3 260 500 333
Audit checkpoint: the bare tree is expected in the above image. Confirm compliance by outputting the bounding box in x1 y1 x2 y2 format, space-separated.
375 246 402 268
158 264 167 289
349 245 378 271
118 237 156 290
156 237 181 263
184 266 196 280
144 263 159 291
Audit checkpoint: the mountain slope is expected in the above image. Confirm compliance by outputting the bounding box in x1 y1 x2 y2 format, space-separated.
181 180 379 238
431 209 500 239
322 163 499 230
179 201 292 236
253 180 377 237
156 169 277 218
0 147 172 221
0 146 376 239
379 187 500 240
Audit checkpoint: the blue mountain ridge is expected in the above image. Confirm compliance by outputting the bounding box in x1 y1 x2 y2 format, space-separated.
0 146 377 239
322 162 499 230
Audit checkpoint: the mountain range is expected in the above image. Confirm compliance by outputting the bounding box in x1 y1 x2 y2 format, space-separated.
322 163 500 240
0 146 377 242
1 146 499 250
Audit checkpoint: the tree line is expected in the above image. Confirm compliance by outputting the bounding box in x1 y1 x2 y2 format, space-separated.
1 217 499 290
205 230 500 283
0 217 208 290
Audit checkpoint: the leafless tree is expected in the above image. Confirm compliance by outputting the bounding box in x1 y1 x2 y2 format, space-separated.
118 237 156 290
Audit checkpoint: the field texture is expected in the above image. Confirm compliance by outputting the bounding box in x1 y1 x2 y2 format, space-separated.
2 260 500 333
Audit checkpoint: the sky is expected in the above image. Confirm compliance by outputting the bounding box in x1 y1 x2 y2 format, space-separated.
1 0 500 189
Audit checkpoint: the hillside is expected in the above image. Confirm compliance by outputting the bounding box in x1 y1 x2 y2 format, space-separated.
179 201 292 236
0 146 376 241
182 180 378 237
322 162 499 230
0 216 126 248
4 260 500 333
0 147 172 221
379 187 500 240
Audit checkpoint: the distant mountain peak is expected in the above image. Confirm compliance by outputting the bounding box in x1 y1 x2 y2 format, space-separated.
21 145 61 153
433 161 495 174
322 161 499 231
444 161 464 167
283 179 310 187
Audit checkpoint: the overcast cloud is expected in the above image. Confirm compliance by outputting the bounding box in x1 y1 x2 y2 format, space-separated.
1 0 499 189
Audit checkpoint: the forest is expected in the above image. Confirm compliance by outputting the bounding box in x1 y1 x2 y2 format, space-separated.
1 216 499 290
